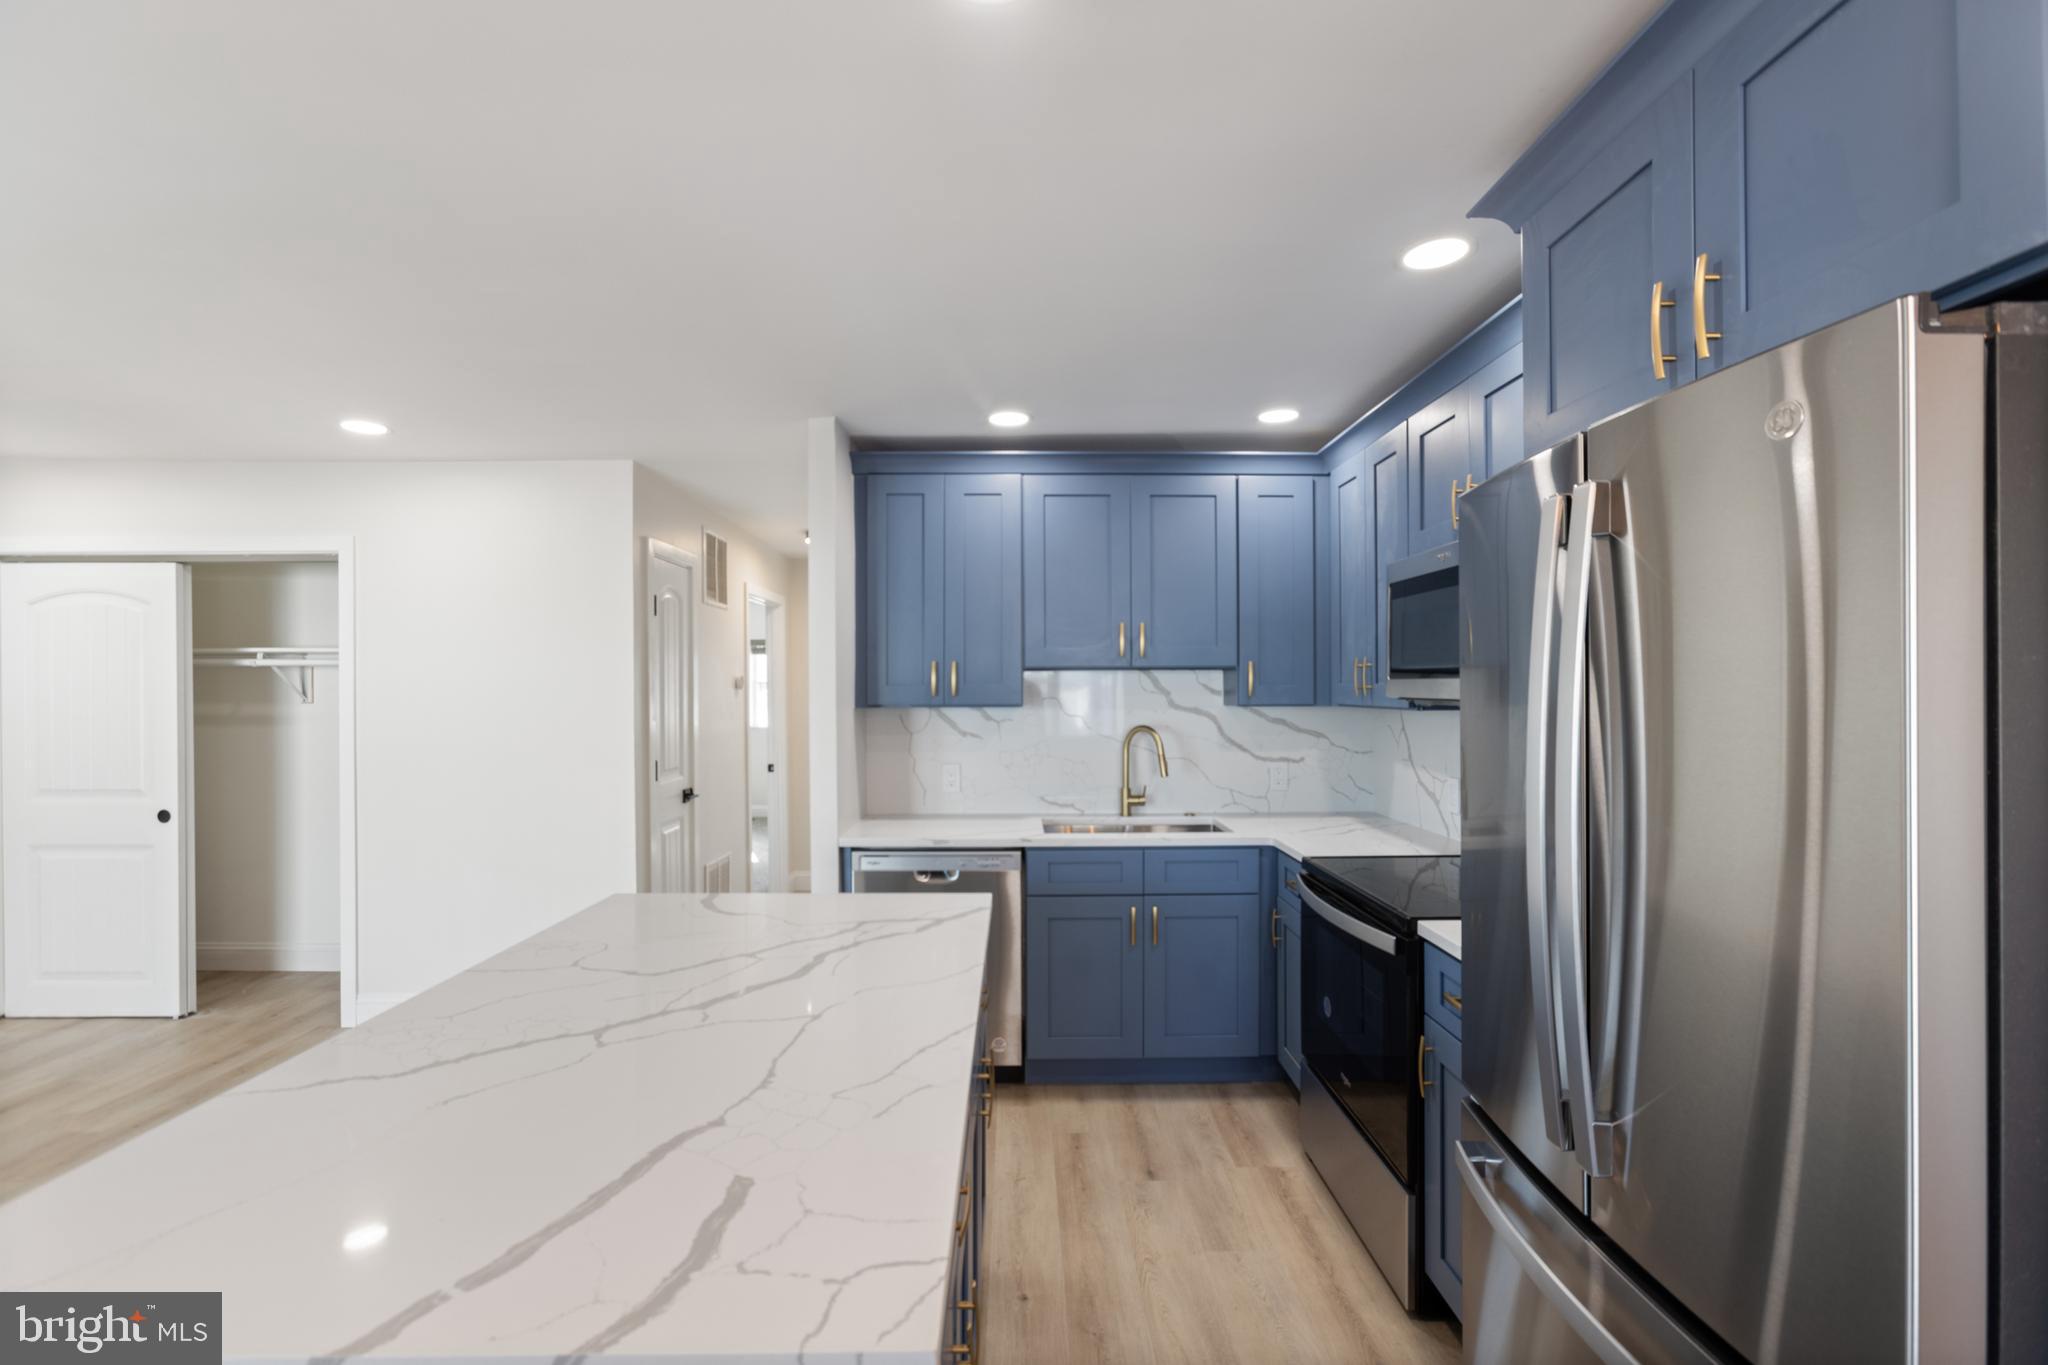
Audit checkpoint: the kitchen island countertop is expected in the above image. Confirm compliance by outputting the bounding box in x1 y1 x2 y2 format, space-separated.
0 891 993 1363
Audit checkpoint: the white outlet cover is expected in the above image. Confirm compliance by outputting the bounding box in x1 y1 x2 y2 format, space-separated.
942 763 962 795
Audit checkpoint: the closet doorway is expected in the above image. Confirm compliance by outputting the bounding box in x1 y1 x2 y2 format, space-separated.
745 586 788 893
0 539 357 1027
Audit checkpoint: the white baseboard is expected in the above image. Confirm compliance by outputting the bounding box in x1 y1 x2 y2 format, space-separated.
791 871 812 892
353 992 411 1024
198 940 340 972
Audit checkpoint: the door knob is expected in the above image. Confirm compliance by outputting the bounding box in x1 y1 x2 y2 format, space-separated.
157 810 171 823
679 788 697 804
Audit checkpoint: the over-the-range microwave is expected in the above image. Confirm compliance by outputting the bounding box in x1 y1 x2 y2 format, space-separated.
1386 544 1457 705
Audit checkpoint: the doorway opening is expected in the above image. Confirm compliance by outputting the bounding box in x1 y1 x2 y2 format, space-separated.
745 587 788 892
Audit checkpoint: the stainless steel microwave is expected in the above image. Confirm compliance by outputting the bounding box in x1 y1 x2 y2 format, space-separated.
1386 544 1457 705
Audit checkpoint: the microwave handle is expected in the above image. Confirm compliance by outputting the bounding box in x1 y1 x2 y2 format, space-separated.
1299 879 1398 956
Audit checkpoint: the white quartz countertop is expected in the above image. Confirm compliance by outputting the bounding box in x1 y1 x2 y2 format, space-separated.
1420 921 1463 960
0 892 994 1363
839 812 1456 863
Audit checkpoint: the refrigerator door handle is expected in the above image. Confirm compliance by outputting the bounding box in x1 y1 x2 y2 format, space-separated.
1525 493 1570 1152
1553 481 1620 1177
1457 1137 1721 1365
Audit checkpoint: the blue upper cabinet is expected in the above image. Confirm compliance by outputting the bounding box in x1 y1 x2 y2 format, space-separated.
1519 74 1694 457
1235 475 1320 707
865 474 946 706
1130 476 1237 668
1694 0 2048 369
1468 346 1525 478
943 475 1023 706
1368 428 1408 709
1407 388 1474 552
1331 453 1374 706
1023 474 1131 669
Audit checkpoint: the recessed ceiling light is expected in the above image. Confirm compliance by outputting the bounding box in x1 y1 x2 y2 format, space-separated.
1257 408 1301 425
1401 237 1471 271
342 1222 389 1253
988 410 1030 429
338 417 389 437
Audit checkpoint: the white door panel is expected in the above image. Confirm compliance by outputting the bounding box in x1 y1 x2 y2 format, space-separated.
647 550 695 893
2 562 193 1016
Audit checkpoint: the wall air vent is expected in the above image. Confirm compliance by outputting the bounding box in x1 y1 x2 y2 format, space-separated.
703 530 730 608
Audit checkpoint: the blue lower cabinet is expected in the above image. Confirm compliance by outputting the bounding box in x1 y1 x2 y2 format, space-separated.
1275 893 1303 1087
1143 894 1262 1059
1422 1013 1467 1319
1025 896 1143 1061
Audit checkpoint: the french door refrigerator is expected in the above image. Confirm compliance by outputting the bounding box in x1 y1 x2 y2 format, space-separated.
1455 297 2015 1365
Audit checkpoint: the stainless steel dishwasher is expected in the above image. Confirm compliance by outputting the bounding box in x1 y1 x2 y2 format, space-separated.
851 851 1023 1068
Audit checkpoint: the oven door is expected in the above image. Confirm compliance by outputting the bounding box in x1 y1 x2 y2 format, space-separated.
1298 874 1419 1185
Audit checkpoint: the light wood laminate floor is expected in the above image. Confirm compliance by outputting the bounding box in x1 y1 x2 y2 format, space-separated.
0 970 339 1204
980 1082 1462 1365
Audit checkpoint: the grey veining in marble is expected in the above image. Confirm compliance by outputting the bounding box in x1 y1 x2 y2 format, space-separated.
859 670 1461 840
0 892 993 1364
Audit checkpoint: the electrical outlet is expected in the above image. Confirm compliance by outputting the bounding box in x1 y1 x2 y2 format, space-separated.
942 763 962 795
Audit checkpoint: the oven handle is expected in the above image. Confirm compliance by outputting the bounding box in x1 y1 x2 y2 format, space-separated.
1299 879 1398 956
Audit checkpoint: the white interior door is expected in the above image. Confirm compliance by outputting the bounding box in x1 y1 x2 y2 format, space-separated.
2 562 195 1017
647 548 696 893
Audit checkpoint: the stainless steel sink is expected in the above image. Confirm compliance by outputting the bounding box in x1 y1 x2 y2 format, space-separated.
1039 819 1230 835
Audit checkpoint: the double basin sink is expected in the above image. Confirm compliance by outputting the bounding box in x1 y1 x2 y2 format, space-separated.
1039 819 1231 835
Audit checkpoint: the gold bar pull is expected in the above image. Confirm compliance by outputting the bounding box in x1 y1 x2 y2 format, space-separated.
1443 989 1463 1012
1138 621 1146 659
929 660 938 698
1129 904 1137 946
950 659 959 698
1246 659 1255 698
1362 658 1373 694
1651 279 1677 380
1352 658 1361 695
1151 904 1160 946
1693 253 1722 360
1418 1035 1433 1097
1118 621 1127 658
1271 907 1281 947
1451 480 1464 530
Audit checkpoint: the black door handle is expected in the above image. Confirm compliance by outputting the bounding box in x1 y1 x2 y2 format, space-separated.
679 788 697 804
767 763 775 773
157 810 171 823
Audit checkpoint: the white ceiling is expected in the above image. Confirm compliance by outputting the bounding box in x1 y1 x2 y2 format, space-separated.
0 1 1659 555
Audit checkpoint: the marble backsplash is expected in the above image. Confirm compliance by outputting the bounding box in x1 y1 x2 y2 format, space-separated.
859 670 1460 841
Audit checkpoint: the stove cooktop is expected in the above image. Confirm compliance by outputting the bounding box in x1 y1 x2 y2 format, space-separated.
1302 855 1461 926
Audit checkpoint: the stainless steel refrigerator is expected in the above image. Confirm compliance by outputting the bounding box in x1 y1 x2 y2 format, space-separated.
1455 297 2010 1364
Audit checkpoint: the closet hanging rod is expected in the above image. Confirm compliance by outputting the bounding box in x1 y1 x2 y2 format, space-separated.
194 648 337 703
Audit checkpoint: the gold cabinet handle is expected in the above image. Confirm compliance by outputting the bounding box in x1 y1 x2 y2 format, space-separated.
1651 279 1677 380
1418 1036 1433 1097
1138 621 1146 659
956 1182 971 1244
1443 989 1463 1012
1284 875 1299 893
1693 253 1722 360
929 660 938 699
1118 621 1127 658
1245 659 1255 698
1352 658 1362 695
1270 907 1281 947
1450 473 1478 529
1129 904 1137 947
1362 658 1374 693
950 659 959 698
1151 904 1160 947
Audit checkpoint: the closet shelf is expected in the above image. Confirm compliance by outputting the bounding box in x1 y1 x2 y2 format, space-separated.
194 647 337 703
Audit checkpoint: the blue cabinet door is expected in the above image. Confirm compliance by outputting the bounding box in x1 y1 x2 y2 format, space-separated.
1522 74 1694 456
1332 453 1374 706
1142 894 1262 1059
1422 1015 1467 1319
1368 427 1408 708
1023 475 1131 669
1026 896 1144 1061
1131 475 1236 668
1408 387 1474 552
1468 346 1526 478
943 474 1023 706
1275 895 1303 1087
865 474 945 706
1694 0 2048 371
1235 475 1319 707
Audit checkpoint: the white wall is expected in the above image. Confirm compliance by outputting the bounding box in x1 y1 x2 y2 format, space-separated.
805 418 858 889
190 562 340 971
0 459 638 1014
632 465 807 891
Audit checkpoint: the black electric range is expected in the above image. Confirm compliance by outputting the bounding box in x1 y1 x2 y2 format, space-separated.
1294 853 1461 1312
